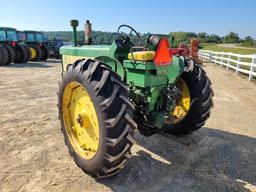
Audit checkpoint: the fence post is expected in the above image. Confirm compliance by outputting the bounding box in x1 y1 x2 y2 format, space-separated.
249 55 255 81
209 52 213 62
227 53 230 69
213 53 216 64
236 56 240 74
221 53 224 67
201 51 204 61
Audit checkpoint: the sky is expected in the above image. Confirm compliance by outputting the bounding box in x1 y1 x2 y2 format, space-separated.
1 0 256 38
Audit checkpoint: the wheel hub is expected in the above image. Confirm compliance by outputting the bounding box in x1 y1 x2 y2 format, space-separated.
76 114 84 127
168 79 191 124
62 82 100 159
30 47 36 59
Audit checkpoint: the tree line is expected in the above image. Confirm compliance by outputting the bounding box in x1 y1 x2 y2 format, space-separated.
170 31 255 47
44 31 256 48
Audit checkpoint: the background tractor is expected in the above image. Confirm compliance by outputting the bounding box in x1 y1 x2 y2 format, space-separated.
48 38 65 59
0 44 8 66
0 27 30 65
58 20 213 178
20 31 49 61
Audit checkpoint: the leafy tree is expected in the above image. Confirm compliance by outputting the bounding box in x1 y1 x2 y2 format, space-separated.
224 32 240 43
244 36 253 42
241 36 255 47
208 34 221 43
198 32 208 39
169 32 197 47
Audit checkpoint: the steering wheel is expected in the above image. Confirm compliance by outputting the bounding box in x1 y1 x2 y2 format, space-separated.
117 25 141 46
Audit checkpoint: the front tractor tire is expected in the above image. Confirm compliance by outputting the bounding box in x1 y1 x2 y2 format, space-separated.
58 59 136 178
164 63 214 135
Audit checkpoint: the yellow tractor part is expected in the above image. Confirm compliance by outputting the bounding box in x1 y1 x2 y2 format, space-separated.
62 82 100 160
170 79 191 124
128 51 155 61
30 47 37 60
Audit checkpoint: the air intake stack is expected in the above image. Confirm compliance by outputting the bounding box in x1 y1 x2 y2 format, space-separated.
70 19 79 46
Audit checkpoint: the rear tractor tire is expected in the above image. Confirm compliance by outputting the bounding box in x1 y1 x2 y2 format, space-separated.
40 44 49 60
163 63 214 135
14 44 28 63
3 44 15 65
28 44 42 61
23 44 31 63
0 44 9 66
58 59 136 178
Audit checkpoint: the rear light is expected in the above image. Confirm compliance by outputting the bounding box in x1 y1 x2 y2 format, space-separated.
153 38 172 66
11 41 17 47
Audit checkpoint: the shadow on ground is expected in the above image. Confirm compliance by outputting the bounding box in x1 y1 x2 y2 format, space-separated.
98 127 256 192
37 59 61 64
0 59 61 68
1 62 53 68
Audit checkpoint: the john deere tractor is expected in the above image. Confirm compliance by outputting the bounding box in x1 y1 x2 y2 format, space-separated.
21 31 49 61
0 27 30 65
58 20 213 178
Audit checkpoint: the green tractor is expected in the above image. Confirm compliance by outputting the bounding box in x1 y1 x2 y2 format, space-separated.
21 31 49 61
0 27 30 65
58 20 213 178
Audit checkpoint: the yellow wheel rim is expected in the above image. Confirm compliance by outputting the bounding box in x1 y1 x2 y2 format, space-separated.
167 79 191 124
30 47 36 59
62 82 100 160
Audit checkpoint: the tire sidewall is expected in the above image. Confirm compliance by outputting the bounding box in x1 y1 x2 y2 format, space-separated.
2 44 15 64
14 44 26 63
28 44 42 61
0 44 9 65
59 68 107 174
23 44 31 62
164 64 210 132
40 44 49 60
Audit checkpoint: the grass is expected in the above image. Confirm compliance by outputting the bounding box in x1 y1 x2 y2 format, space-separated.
201 43 256 64
201 43 256 55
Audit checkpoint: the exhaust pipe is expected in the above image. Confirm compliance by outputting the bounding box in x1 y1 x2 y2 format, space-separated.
84 20 92 45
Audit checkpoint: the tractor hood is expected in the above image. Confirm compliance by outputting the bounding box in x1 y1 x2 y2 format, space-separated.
60 45 113 57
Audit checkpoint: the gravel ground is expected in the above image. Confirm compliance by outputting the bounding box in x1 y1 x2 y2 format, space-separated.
0 60 256 192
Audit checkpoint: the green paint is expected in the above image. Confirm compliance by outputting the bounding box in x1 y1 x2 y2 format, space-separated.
124 60 168 87
60 21 187 129
70 20 79 46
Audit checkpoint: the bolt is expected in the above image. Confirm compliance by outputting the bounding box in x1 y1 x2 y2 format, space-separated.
76 114 83 127
177 108 184 117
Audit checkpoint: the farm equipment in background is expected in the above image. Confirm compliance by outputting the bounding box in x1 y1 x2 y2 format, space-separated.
48 38 65 59
169 39 202 64
0 27 30 65
20 31 49 61
58 20 213 178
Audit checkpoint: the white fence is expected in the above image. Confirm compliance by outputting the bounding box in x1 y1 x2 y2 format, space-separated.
198 50 256 81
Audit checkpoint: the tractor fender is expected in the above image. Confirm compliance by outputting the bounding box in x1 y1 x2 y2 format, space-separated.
95 56 125 81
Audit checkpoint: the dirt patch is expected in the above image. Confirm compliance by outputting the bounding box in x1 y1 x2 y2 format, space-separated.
0 60 256 192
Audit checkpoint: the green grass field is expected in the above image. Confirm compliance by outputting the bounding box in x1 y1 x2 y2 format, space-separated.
202 44 256 55
201 44 256 64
